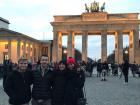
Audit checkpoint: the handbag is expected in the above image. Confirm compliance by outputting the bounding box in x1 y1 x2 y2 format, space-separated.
77 85 87 105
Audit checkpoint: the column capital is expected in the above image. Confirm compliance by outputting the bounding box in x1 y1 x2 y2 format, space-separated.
67 30 74 33
17 38 21 41
82 30 88 34
101 30 107 35
53 30 62 33
116 30 123 33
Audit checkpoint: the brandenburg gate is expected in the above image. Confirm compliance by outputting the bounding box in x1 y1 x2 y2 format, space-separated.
51 9 140 64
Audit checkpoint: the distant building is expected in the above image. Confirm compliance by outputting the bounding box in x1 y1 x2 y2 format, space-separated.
0 17 9 29
0 18 52 64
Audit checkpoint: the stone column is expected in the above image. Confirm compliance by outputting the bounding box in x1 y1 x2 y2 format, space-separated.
129 30 134 63
82 31 88 62
28 43 31 60
134 29 139 64
8 40 11 59
115 30 123 64
38 44 42 58
36 45 39 61
52 31 62 62
32 43 35 63
17 40 21 61
57 32 62 62
101 30 107 63
129 29 139 63
52 31 58 62
67 31 75 58
23 41 26 58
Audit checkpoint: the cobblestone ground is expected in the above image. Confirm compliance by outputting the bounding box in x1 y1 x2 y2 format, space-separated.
0 75 140 105
85 75 140 105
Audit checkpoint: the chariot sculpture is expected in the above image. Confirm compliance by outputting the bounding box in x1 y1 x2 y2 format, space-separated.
85 1 105 13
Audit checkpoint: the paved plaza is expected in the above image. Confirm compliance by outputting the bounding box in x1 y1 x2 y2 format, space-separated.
0 74 140 105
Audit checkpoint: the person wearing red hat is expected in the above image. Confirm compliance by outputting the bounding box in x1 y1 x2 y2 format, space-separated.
67 57 76 64
64 57 85 105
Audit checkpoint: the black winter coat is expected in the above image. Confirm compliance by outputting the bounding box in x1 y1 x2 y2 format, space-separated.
64 70 85 105
122 61 129 75
52 69 67 105
4 70 32 105
32 67 53 100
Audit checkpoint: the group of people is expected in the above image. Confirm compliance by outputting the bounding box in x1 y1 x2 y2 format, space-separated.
87 60 139 84
3 55 140 105
3 55 86 105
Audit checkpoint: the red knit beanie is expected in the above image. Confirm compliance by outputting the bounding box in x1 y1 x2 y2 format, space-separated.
67 57 75 64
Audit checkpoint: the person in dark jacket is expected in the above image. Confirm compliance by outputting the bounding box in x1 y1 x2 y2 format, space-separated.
86 61 92 77
122 60 129 84
64 57 85 105
97 62 102 77
4 58 32 105
3 59 13 87
52 60 67 105
101 61 108 81
31 55 53 105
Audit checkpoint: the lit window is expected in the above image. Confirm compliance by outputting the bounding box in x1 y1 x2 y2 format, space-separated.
22 45 24 50
5 44 8 49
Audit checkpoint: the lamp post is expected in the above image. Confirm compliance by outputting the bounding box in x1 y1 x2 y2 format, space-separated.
125 50 128 54
63 49 67 59
63 49 67 54
124 48 129 61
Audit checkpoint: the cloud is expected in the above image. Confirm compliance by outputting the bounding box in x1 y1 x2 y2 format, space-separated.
0 0 5 7
0 0 140 59
8 0 49 7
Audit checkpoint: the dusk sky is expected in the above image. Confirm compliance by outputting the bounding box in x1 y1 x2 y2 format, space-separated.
0 0 140 60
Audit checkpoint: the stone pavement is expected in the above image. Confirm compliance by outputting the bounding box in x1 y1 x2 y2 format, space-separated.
0 76 140 105
85 75 140 105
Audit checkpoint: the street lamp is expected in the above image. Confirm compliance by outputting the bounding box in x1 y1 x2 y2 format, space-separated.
124 50 128 54
63 49 67 59
63 49 67 54
124 48 129 61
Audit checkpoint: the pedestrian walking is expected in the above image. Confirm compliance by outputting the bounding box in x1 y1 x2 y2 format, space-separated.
122 60 129 84
101 61 108 81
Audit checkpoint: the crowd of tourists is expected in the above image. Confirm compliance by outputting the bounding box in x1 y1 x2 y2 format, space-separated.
86 60 140 83
1 55 140 105
2 55 86 105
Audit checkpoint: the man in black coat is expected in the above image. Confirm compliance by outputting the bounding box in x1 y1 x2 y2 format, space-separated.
4 58 32 105
31 55 53 105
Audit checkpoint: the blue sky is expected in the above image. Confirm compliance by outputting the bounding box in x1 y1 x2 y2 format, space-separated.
0 0 140 59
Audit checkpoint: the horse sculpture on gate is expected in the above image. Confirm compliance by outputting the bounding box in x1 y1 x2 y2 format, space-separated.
100 2 105 12
85 1 105 13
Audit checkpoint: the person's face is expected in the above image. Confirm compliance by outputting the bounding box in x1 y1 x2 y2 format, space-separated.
68 63 74 70
18 60 28 71
40 56 49 68
58 63 66 71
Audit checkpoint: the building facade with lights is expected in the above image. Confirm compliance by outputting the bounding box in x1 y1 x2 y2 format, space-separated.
0 17 52 64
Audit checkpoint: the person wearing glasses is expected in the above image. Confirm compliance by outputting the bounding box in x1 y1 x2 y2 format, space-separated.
4 58 32 105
